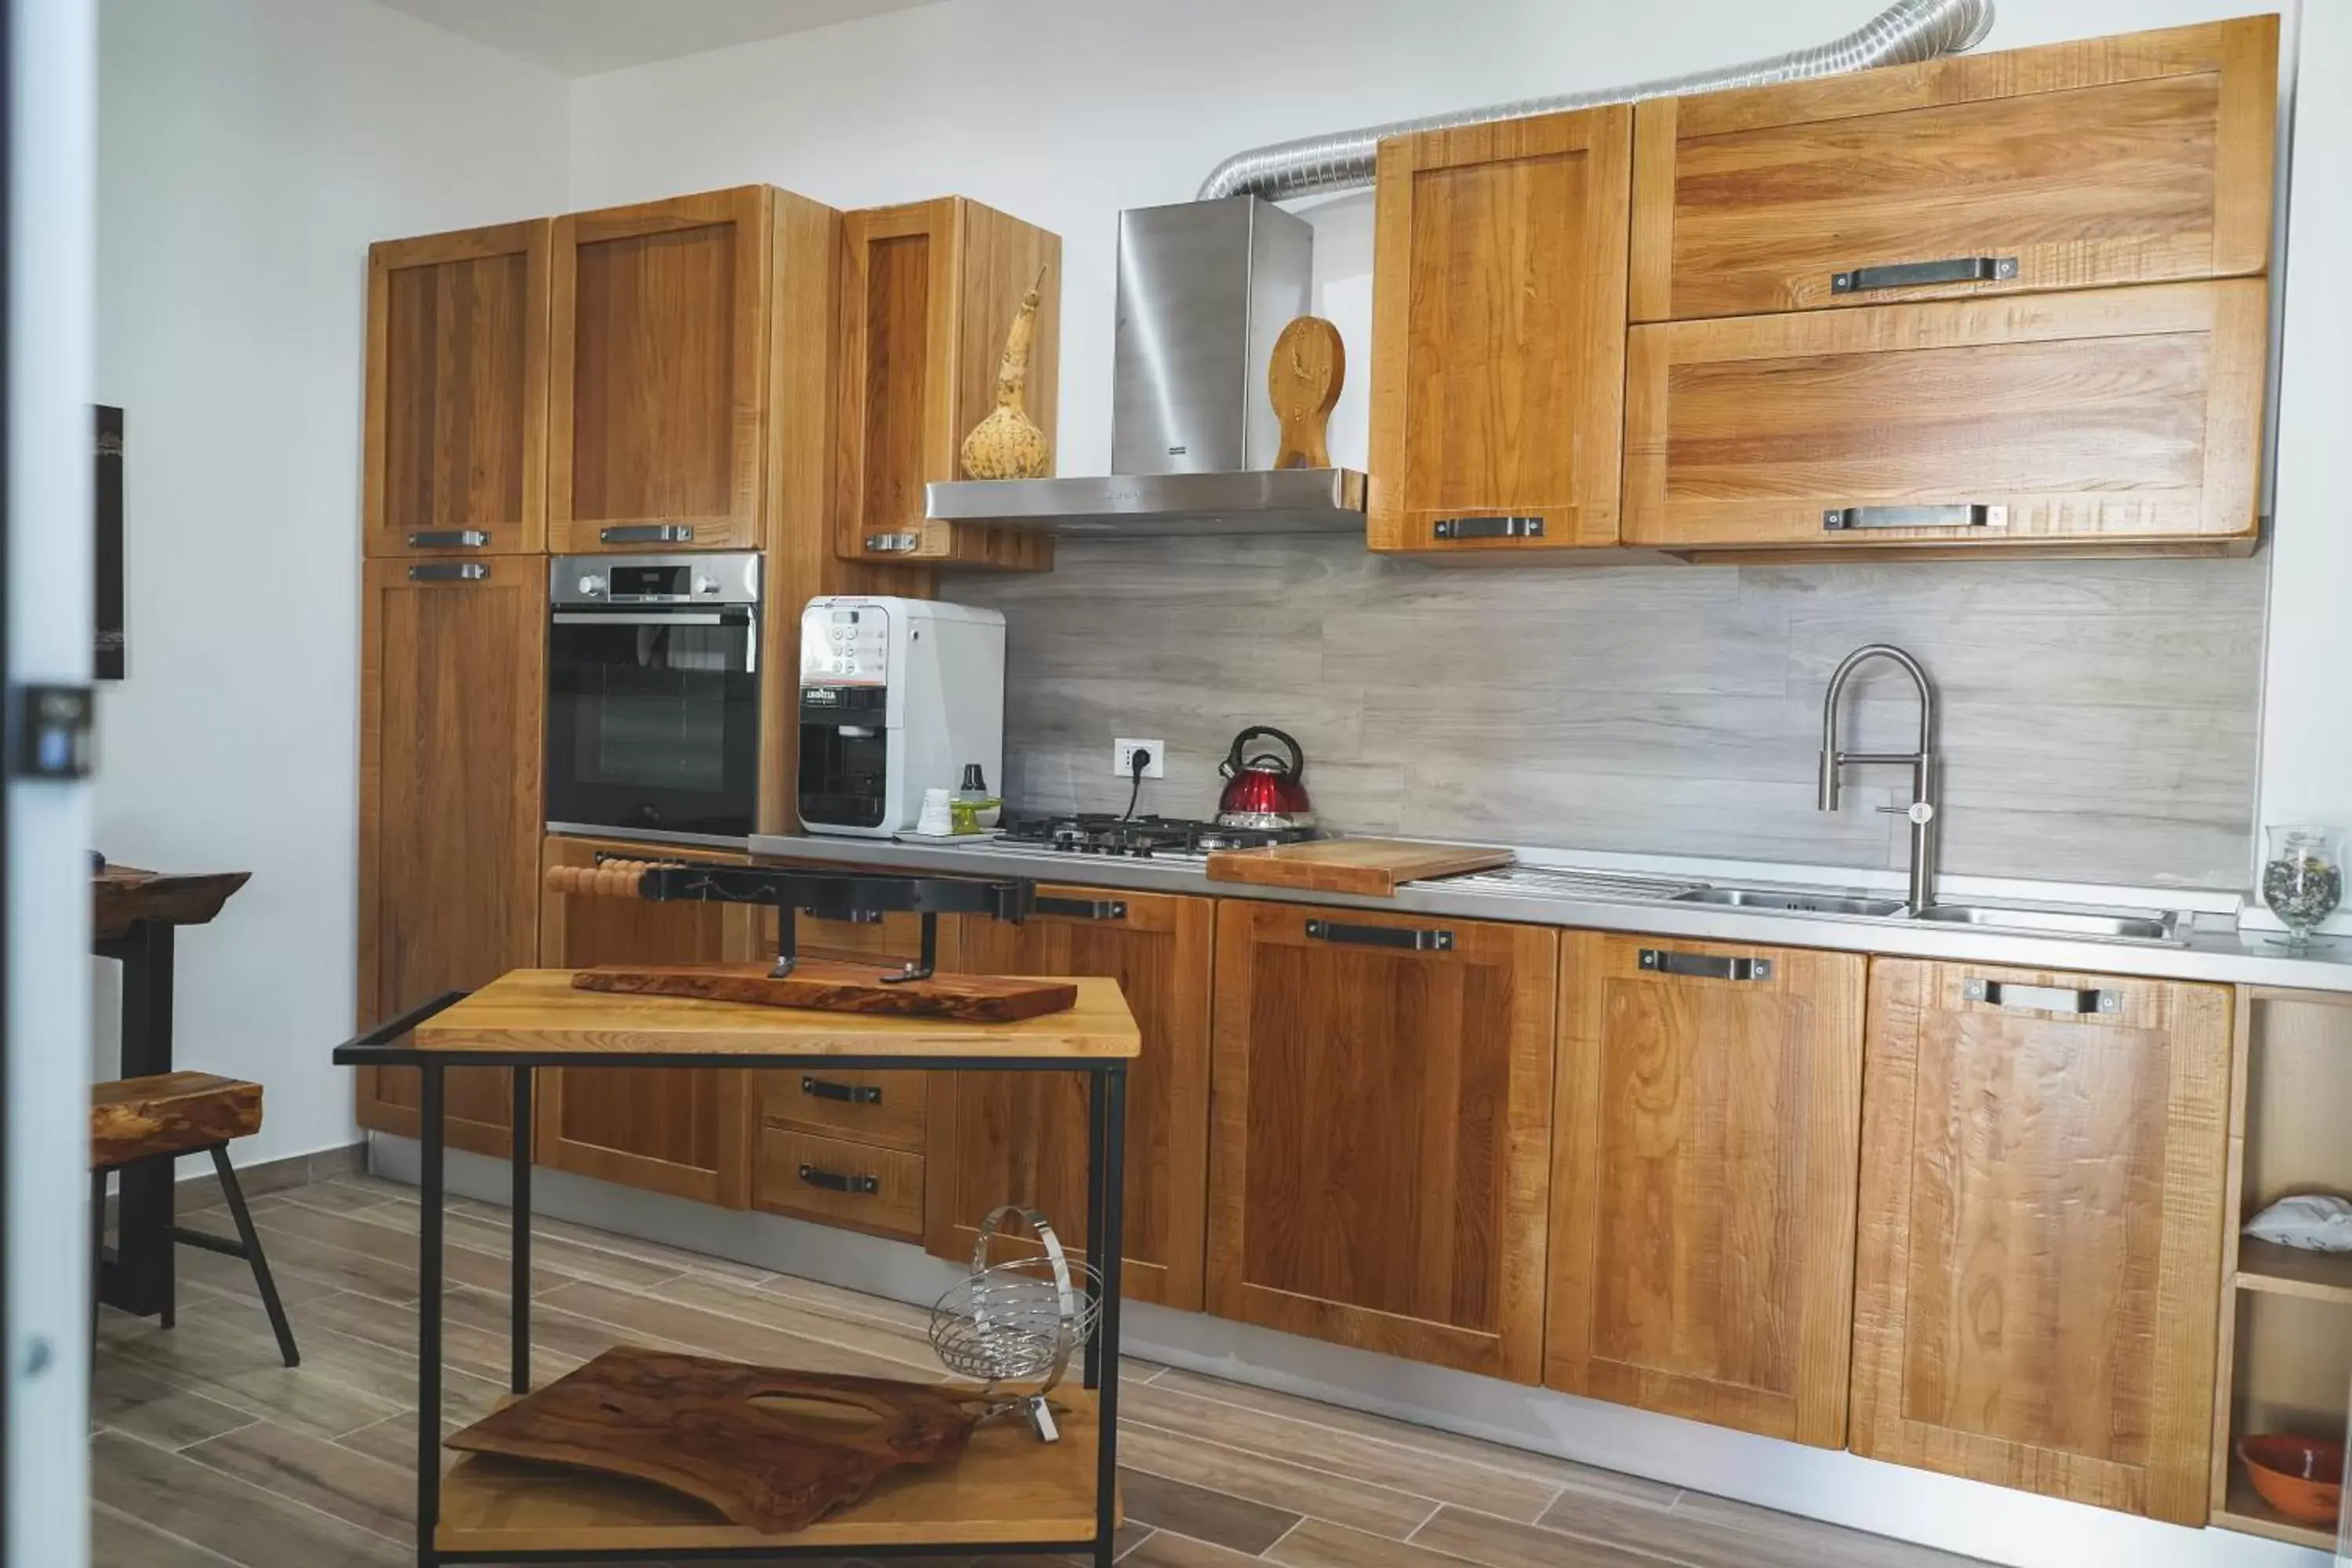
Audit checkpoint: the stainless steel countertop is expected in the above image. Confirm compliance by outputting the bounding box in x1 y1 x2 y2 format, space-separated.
749 833 2352 996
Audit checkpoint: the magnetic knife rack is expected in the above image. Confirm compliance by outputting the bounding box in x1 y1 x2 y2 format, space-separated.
615 858 1039 984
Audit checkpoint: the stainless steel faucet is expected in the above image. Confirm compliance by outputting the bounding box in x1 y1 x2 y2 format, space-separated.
1818 644 1940 916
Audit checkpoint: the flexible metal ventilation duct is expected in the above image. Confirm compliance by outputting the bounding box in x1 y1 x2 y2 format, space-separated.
1196 0 1996 202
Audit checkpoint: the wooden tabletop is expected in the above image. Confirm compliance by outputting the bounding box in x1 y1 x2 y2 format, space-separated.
93 865 250 942
412 969 1141 1062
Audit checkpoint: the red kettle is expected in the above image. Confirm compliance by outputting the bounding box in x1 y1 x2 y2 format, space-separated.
1216 726 1315 829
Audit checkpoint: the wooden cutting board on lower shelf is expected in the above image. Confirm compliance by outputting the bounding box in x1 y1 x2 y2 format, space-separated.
572 960 1077 1022
1203 837 1514 896
445 1347 979 1534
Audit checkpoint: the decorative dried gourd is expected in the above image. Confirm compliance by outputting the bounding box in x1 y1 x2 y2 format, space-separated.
959 266 1053 481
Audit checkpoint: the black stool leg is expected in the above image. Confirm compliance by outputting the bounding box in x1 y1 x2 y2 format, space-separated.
210 1146 299 1367
91 1168 107 1358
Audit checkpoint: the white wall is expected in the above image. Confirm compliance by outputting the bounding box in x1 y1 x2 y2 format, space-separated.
90 0 570 1164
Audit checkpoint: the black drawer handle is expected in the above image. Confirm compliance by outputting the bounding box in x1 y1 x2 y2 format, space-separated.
1831 256 2017 294
408 561 488 583
1640 948 1773 982
1433 515 1544 542
801 1076 882 1105
797 1164 880 1195
1963 978 2119 1015
1035 896 1128 921
407 528 488 549
1305 918 1454 953
1822 503 2008 532
599 523 692 545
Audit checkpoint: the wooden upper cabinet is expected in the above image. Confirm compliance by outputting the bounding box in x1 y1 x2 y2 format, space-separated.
926 887 1214 1311
1630 16 2278 321
364 220 550 558
834 197 1058 571
1207 900 1558 1381
1623 279 2266 553
1850 959 2232 1524
1546 934 1866 1447
1367 107 1632 554
550 186 772 554
536 835 760 1207
354 556 546 1157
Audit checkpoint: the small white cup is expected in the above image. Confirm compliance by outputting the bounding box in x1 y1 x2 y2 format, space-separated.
915 787 955 836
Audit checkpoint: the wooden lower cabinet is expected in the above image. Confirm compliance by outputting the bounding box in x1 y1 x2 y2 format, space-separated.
924 887 1214 1310
1849 959 2233 1523
1207 900 1558 1381
1544 933 1866 1446
354 556 545 1159
535 836 760 1207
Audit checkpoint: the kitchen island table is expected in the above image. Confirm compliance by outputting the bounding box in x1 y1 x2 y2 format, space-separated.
334 967 1139 1568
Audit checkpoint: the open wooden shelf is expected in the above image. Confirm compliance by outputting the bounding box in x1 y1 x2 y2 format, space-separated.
436 1388 1113 1556
2238 1238 2352 1306
2217 1472 2339 1552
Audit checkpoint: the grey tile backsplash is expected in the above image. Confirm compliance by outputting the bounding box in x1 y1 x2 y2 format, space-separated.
942 538 2264 891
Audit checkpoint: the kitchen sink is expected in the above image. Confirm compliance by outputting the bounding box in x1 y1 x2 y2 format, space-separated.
1911 903 2182 943
1672 887 1907 917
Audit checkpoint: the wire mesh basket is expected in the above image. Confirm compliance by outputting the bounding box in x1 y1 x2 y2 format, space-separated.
928 1205 1101 1441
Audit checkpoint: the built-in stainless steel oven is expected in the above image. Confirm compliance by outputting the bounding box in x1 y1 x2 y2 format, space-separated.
546 552 760 847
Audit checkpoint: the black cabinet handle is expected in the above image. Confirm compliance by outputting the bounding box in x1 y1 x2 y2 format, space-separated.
797 1164 880 1195
599 523 692 545
407 528 488 549
1305 918 1454 953
1433 515 1544 542
1036 896 1128 921
1831 256 2017 293
801 1076 882 1105
408 561 488 583
1639 948 1773 982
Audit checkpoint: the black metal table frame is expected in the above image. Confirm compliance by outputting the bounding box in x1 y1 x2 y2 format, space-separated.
335 991 1131 1568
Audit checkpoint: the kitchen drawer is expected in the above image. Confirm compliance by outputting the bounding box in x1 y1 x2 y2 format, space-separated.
1629 16 2276 321
759 1066 927 1152
1621 279 2266 553
755 1127 925 1240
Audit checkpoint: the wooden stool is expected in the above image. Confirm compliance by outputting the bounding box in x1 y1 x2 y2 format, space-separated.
91 1072 298 1367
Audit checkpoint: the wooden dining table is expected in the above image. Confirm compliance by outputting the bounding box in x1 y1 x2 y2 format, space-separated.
92 863 249 1321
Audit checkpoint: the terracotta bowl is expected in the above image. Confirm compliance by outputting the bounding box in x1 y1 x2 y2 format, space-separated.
2240 1434 2345 1526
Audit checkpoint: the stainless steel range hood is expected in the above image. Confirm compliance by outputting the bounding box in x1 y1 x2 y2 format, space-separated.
925 196 1367 538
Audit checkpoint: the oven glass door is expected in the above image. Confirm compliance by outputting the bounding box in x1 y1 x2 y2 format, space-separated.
547 606 759 839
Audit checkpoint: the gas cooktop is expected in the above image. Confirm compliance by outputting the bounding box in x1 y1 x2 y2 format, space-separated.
993 814 1317 859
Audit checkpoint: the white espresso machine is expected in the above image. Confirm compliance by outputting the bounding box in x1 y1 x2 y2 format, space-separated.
795 597 1005 837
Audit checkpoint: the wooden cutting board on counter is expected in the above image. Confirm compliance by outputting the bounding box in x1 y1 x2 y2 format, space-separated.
1204 838 1514 896
573 961 1077 1022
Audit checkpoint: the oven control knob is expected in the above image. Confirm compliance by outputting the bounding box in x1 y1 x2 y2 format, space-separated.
694 574 719 596
577 575 605 597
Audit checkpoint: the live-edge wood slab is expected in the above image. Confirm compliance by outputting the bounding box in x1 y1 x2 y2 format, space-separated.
575 960 1078 1022
445 1348 979 1534
93 865 249 942
412 969 1139 1061
437 1385 1114 1555
1204 837 1513 896
92 1072 263 1168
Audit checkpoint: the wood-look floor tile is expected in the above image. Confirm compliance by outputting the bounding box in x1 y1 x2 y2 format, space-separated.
100 1313 413 1441
1148 1369 1679 1511
535 1279 934 1380
1414 1505 1688 1568
322 1171 423 1203
92 1361 260 1450
1661 1490 1991 1568
448 1195 775 1283
1119 1528 1276 1567
89 1428 408 1567
331 1408 459 1474
1270 1516 1494 1568
349 1195 691 1292
649 1272 949 1376
171 1214 424 1303
90 1500 239 1566
1124 1381 1559 1523
183 1417 416 1542
441 1283 654 1370
1120 1421 1436 1541
171 1240 347 1308
1120 1465 1300 1554
725 1271 1164 1385
254 1181 401 1218
231 1201 572 1298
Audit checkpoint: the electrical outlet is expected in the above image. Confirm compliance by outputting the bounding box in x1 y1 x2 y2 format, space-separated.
1113 739 1166 779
